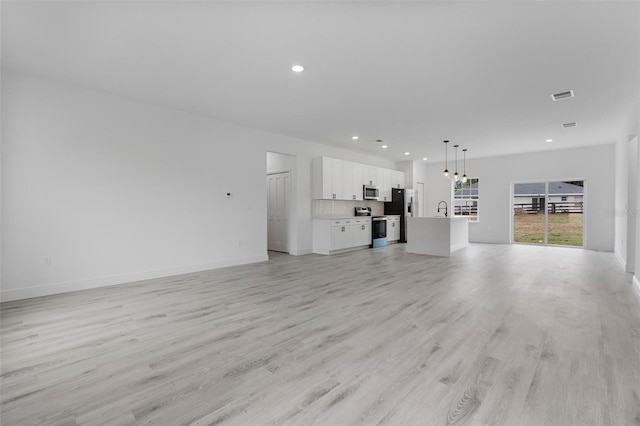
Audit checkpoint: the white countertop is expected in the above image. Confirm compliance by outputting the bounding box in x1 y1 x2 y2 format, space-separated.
314 214 401 220
313 216 373 220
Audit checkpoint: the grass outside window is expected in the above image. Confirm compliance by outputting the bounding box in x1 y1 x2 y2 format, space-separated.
513 212 583 246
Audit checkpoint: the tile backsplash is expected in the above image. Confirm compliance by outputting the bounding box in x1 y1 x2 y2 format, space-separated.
313 200 384 217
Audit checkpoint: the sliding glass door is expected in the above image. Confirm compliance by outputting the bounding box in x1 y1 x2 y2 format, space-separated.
513 183 546 244
513 180 584 247
546 181 584 246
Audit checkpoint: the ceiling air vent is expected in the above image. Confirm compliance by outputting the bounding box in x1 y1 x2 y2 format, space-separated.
551 90 575 101
562 121 578 128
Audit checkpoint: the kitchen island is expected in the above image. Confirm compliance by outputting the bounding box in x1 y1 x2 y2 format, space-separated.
406 216 469 256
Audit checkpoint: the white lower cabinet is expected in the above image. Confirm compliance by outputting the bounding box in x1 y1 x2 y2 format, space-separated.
331 222 352 251
386 215 401 243
352 221 372 247
313 218 372 255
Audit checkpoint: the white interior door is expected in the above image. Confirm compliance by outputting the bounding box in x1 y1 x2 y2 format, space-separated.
267 171 290 252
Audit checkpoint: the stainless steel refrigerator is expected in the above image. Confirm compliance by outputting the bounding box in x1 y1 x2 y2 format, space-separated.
383 188 414 243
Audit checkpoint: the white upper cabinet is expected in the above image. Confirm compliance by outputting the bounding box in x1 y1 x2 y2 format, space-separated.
312 157 404 201
313 157 344 200
363 165 378 187
342 161 354 200
380 168 392 202
391 170 404 190
330 158 344 199
351 162 364 200
377 168 385 192
321 158 332 199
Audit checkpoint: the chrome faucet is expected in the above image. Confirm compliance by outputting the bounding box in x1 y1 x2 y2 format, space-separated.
437 201 448 217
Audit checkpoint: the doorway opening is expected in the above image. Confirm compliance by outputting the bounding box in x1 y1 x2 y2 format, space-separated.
512 180 585 247
267 152 295 254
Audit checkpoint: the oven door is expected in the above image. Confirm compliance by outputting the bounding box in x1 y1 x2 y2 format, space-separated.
372 218 387 239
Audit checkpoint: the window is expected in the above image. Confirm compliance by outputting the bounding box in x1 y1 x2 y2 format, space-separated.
454 178 479 222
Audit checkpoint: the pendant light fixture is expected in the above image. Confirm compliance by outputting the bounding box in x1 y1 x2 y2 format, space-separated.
453 144 459 182
443 140 449 178
462 149 468 183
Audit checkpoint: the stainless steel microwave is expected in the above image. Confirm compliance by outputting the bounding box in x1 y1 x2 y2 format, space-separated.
363 185 379 200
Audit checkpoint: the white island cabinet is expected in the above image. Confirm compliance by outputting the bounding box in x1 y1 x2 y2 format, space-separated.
406 217 469 256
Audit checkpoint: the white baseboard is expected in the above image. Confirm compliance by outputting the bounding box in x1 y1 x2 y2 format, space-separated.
614 249 627 271
633 275 640 301
0 254 268 303
290 248 312 256
470 239 508 244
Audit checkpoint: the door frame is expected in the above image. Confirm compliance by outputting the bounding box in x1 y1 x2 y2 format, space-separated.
266 151 297 255
511 178 587 248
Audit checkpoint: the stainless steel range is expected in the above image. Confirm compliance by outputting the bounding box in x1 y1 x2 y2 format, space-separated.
354 207 371 216
371 216 387 248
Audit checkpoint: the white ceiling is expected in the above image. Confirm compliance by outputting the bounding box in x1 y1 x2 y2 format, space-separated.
2 1 638 162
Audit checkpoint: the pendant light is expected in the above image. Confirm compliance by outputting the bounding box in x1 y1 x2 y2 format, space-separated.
453 144 459 182
443 140 449 178
462 149 468 183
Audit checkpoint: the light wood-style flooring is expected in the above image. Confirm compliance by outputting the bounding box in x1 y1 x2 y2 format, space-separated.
1 243 640 425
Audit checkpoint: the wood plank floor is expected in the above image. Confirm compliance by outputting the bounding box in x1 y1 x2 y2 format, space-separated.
1 243 640 425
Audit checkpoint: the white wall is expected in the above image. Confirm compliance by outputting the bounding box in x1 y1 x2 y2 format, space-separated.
635 134 640 294
634 4 640 297
423 145 616 251
267 151 295 174
397 161 414 189
626 137 639 272
614 136 630 268
1 71 395 301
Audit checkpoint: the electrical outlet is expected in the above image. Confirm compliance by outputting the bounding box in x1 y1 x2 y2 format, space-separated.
44 257 51 266
236 240 242 247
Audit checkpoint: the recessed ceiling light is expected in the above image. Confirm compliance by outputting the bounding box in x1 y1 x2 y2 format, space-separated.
352 136 359 140
545 139 553 143
291 65 304 72
381 145 388 149
404 152 410 156
422 157 428 161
